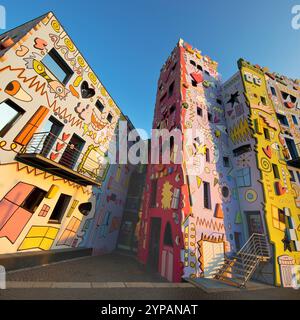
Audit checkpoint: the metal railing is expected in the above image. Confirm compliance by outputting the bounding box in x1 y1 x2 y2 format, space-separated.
214 233 270 287
18 132 106 183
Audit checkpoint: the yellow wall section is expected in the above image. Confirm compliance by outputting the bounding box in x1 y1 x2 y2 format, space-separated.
239 60 300 286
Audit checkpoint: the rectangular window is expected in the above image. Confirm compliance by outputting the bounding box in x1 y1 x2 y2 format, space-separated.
203 181 211 209
170 105 176 114
297 171 300 183
208 112 212 122
171 188 180 209
289 170 296 182
270 86 277 96
272 164 280 179
278 209 285 224
263 128 270 140
223 157 230 167
0 99 25 137
205 148 210 162
95 100 105 113
49 193 72 223
276 113 289 127
168 81 174 97
150 180 157 208
197 107 203 117
107 113 113 123
260 96 267 106
42 48 74 85
236 167 251 187
292 115 298 125
21 187 47 213
233 144 252 157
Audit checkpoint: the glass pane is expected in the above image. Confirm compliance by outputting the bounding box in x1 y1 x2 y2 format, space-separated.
42 54 66 83
0 101 19 131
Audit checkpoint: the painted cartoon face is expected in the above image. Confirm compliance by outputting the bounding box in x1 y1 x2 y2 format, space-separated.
91 111 106 131
48 80 69 100
75 102 91 120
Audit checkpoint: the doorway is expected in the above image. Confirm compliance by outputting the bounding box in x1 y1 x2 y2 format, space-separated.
59 134 85 169
40 116 64 157
148 218 161 270
245 211 264 236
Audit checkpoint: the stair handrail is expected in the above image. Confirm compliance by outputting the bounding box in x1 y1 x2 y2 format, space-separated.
237 233 270 257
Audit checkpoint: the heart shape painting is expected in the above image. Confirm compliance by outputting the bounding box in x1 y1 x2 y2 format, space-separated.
50 152 59 161
81 81 95 99
263 145 272 159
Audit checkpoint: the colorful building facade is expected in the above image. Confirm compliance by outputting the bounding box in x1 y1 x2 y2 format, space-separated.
138 40 300 287
138 39 243 282
0 13 135 256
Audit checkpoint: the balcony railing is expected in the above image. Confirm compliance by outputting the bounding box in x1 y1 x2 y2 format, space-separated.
16 132 105 186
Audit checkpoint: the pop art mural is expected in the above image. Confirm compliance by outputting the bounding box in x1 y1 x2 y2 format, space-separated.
138 40 243 282
0 12 135 255
138 40 300 288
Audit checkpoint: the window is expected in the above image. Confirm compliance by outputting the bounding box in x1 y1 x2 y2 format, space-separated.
150 180 157 208
160 92 167 103
0 99 24 137
42 48 74 84
233 144 252 157
49 193 72 223
190 60 196 66
171 188 180 209
168 81 175 97
203 181 211 209
263 128 270 140
270 86 277 96
297 171 300 183
292 115 298 125
197 107 203 117
21 187 47 213
208 112 212 122
276 113 289 126
95 100 105 113
107 113 113 123
272 164 280 179
216 99 222 105
223 157 230 167
278 209 285 224
197 65 203 71
260 96 267 106
170 105 176 114
205 148 210 162
191 80 197 87
289 170 296 182
236 167 251 187
163 223 173 246
205 70 210 76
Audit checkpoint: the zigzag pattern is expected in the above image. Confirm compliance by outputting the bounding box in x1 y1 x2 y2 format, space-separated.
229 117 251 144
0 66 83 128
0 162 93 195
195 217 225 232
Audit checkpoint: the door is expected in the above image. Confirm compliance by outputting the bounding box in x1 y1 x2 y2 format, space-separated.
202 241 224 278
148 218 161 270
245 211 264 236
40 117 63 156
59 134 85 169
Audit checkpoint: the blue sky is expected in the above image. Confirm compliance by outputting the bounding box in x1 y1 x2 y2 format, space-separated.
1 0 300 134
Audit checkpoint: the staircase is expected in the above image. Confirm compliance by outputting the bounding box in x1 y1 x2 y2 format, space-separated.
214 233 271 288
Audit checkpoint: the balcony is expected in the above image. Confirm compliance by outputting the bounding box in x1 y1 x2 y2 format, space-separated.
286 142 300 169
16 132 103 186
